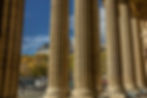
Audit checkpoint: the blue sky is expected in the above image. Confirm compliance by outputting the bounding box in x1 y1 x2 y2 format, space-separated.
22 0 106 55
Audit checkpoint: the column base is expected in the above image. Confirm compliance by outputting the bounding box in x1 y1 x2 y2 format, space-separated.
109 93 126 98
71 88 96 98
44 88 68 98
138 88 147 97
99 92 126 98
123 85 139 98
139 88 147 94
125 90 139 98
100 90 126 98
104 86 126 98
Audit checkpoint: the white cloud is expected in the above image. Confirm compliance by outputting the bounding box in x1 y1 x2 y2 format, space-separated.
22 35 49 54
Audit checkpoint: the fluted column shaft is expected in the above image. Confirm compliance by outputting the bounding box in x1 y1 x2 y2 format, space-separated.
10 0 24 97
44 0 69 98
0 0 23 98
140 20 147 84
2 0 19 97
0 0 10 95
131 17 147 90
72 0 99 98
105 0 123 95
119 0 136 92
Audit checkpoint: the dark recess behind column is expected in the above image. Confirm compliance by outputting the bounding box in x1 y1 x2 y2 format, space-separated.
0 0 4 38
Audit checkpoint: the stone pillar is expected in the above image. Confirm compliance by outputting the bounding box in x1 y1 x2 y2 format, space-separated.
2 0 20 97
140 20 147 84
140 20 147 87
0 0 23 97
119 0 137 95
0 0 19 97
0 0 10 95
72 0 100 98
10 0 24 97
105 0 125 97
44 0 69 98
131 17 147 93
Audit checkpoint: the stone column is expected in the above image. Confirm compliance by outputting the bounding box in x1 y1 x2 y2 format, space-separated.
140 20 147 84
105 0 125 97
0 0 10 95
0 0 19 97
2 0 19 97
140 20 147 87
0 0 23 97
119 0 137 95
44 0 69 98
131 17 147 93
10 0 24 97
72 0 100 98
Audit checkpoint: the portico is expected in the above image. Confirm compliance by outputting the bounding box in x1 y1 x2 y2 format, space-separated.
0 0 147 98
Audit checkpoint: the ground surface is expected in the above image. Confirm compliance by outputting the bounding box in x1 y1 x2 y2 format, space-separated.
18 89 45 98
18 89 147 98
